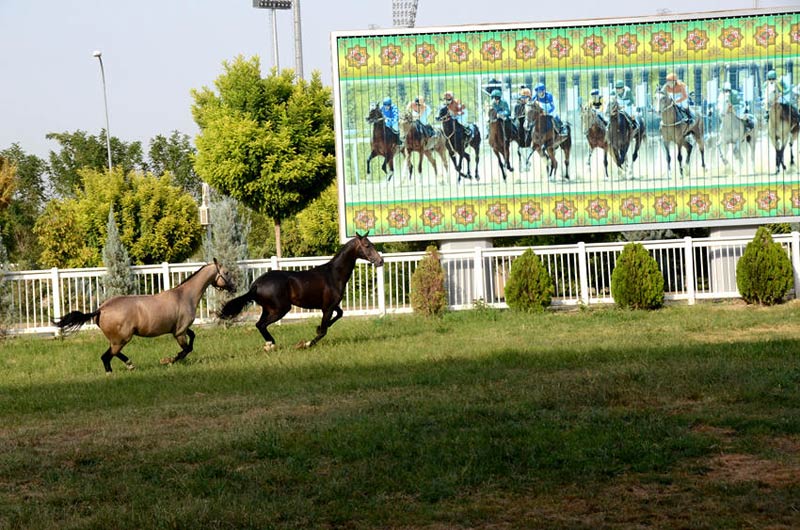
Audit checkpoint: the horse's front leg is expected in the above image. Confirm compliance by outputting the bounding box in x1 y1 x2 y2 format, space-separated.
663 141 672 177
164 328 195 364
302 306 342 348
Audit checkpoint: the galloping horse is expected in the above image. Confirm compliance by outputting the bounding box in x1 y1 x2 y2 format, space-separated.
717 94 756 174
366 104 401 181
513 100 534 171
655 89 706 177
398 111 449 181
219 233 384 350
606 96 646 179
766 94 800 174
436 105 481 183
54 260 236 373
580 104 608 179
525 100 572 181
488 108 515 181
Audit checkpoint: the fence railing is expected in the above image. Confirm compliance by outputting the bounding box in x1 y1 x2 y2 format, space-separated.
3 232 799 336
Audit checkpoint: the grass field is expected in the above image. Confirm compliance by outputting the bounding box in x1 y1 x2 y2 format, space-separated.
1 302 799 529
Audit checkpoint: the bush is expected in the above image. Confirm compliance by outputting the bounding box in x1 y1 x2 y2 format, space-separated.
736 226 793 305
410 245 447 317
504 249 553 312
611 242 664 309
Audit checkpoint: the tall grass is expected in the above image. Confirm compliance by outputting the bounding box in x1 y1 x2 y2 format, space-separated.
1 303 799 528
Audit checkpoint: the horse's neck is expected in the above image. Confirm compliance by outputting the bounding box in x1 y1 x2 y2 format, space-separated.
175 264 216 306
329 244 358 285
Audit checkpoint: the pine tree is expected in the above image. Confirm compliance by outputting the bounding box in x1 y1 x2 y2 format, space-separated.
208 195 250 308
102 207 134 298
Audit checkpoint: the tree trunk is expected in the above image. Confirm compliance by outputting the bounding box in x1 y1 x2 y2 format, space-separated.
274 218 282 259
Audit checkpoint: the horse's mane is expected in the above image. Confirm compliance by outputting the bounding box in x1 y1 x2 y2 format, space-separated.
178 262 213 286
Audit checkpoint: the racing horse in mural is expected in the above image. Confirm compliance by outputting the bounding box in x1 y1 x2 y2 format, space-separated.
580 104 609 179
525 99 572 181
366 104 401 181
605 95 645 179
513 99 534 172
655 89 706 178
717 92 756 175
766 92 800 174
488 107 516 181
436 105 481 183
398 110 449 182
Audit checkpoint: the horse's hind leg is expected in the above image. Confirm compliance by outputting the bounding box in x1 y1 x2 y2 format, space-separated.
167 328 195 364
101 345 134 374
256 305 290 351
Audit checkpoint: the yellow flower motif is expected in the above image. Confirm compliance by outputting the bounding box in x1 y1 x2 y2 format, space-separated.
345 46 369 68
520 201 542 222
380 45 403 67
685 29 709 51
585 198 609 220
719 26 743 50
421 206 443 228
615 33 639 56
387 207 410 229
514 38 538 60
354 209 376 231
414 43 437 65
721 192 745 213
480 39 504 61
447 41 471 63
581 35 605 58
453 203 477 226
548 36 571 59
756 189 779 211
654 195 677 217
486 203 509 224
649 31 673 53
754 24 777 47
554 200 576 221
620 196 643 218
688 193 711 215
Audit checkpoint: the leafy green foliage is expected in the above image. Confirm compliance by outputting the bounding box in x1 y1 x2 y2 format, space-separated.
504 249 554 312
0 236 12 336
34 168 201 267
295 183 339 256
192 56 335 256
736 226 793 305
102 207 134 297
410 245 447 316
206 195 250 308
610 243 664 309
148 131 201 199
0 145 47 267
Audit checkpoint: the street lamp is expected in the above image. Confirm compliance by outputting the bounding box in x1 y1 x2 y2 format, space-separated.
252 0 292 70
92 50 113 171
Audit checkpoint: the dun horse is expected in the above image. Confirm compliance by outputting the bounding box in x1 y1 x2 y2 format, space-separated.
488 108 515 181
399 111 449 181
218 233 384 350
717 95 756 174
766 95 800 174
366 104 401 181
436 105 481 182
580 104 609 179
525 100 572 181
513 101 534 171
655 89 706 177
606 96 645 179
53 260 236 373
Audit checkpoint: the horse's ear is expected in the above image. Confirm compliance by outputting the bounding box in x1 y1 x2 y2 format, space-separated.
213 257 219 265
355 231 364 239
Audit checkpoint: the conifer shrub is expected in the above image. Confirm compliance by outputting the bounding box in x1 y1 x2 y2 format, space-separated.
0 236 12 337
610 242 664 309
504 249 554 312
410 245 447 317
102 207 134 298
736 226 793 305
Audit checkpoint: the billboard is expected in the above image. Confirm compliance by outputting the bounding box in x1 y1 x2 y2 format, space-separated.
332 8 800 242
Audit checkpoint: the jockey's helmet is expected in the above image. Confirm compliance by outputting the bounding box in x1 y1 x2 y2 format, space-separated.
491 89 502 99
520 87 532 98
767 70 777 80
666 72 678 82
615 80 625 89
383 97 392 106
443 91 454 101
722 82 732 91
534 82 546 93
590 88 600 96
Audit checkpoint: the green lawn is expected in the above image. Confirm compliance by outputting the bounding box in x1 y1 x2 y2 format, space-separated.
1 303 799 529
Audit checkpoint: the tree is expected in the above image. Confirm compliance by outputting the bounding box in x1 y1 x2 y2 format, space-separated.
295 183 339 256
102 206 135 298
206 194 250 309
0 235 13 336
410 245 448 316
192 56 336 257
35 168 201 267
0 145 47 267
45 130 145 197
610 243 664 310
504 249 554 312
736 226 793 305
148 131 201 199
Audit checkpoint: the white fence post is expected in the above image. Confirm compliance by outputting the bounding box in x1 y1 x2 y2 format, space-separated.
376 264 386 315
271 255 280 272
473 246 485 303
792 231 800 297
577 242 590 306
161 262 171 291
51 267 62 336
684 236 696 305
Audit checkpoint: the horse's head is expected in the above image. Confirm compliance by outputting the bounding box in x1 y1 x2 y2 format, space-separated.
354 232 384 267
212 258 237 293
654 89 671 113
435 105 449 122
606 95 619 117
366 104 383 124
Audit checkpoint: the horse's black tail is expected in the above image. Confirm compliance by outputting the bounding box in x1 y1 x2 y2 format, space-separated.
218 291 254 321
53 310 100 335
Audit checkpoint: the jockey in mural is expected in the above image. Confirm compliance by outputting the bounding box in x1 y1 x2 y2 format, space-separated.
662 72 694 126
407 95 435 137
717 81 754 132
589 88 608 126
443 91 466 123
533 82 566 135
381 97 400 132
613 80 638 130
762 70 793 117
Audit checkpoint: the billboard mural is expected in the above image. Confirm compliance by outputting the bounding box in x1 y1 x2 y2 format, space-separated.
332 8 800 241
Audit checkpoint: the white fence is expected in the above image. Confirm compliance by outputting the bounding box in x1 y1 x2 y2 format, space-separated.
3 233 799 336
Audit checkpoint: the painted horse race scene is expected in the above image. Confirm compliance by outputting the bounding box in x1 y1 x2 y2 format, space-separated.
334 10 800 241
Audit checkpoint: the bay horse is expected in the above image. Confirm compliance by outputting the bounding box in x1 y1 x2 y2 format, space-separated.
218 233 384 350
436 105 481 183
606 96 646 179
717 94 756 175
513 101 534 171
525 100 572 181
53 260 236 373
488 108 515 181
366 104 401 181
766 95 800 174
398 111 449 181
655 89 706 178
580 104 609 179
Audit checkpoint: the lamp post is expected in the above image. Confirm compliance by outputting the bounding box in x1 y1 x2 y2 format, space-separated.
252 0 292 70
92 50 113 171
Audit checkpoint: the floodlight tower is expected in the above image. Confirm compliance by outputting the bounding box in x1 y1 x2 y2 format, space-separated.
392 0 418 28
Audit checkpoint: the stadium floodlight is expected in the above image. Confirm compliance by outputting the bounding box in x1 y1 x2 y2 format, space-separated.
392 0 418 28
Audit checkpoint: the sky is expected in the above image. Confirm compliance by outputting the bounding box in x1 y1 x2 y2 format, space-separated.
0 0 793 160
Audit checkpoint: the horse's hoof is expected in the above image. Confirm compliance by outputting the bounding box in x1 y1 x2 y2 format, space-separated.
294 340 310 349
159 357 174 365
126 363 136 371
263 342 276 352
